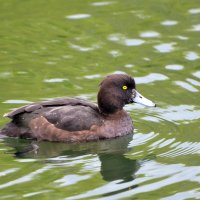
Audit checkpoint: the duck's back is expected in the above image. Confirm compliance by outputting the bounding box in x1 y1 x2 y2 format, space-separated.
2 98 103 137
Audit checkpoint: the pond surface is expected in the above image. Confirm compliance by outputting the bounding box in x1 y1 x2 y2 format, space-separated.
0 0 200 199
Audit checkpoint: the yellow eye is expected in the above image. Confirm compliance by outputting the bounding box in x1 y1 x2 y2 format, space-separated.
122 85 127 90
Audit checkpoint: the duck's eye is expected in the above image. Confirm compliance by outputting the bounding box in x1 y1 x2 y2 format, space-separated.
122 85 128 90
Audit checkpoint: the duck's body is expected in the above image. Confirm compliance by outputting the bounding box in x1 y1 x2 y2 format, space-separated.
0 74 155 142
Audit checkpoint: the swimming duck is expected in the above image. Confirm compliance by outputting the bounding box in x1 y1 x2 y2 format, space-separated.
0 74 155 142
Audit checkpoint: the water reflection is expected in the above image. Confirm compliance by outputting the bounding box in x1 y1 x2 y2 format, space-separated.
140 31 160 38
108 33 145 46
69 43 102 52
43 78 68 83
3 100 33 104
65 14 91 20
4 133 139 183
175 35 188 40
135 73 168 84
154 43 176 53
191 24 200 31
184 51 199 61
186 78 200 87
84 74 102 79
193 71 200 79
0 72 12 78
99 154 138 183
109 50 122 57
160 20 178 26
152 105 200 122
123 39 145 46
188 8 200 14
91 1 114 7
165 64 184 71
175 81 198 92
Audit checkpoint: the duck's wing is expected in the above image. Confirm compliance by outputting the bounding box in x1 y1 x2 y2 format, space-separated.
1 98 103 138
43 105 103 131
4 97 99 119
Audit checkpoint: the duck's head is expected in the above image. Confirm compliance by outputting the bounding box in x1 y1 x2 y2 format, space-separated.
97 73 156 114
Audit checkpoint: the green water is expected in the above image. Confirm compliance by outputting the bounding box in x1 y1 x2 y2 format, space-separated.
1 0 200 199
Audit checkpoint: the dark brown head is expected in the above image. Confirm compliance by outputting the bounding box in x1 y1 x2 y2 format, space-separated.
97 73 156 114
97 74 135 114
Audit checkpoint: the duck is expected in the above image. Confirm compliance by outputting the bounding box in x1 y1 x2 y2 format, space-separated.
0 74 155 142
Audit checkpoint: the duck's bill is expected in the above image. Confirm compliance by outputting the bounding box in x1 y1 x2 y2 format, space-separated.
132 90 156 107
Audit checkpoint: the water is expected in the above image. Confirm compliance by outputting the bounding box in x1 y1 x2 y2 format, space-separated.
0 0 200 199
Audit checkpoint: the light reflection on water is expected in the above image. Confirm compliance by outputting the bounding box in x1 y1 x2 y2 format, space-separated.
175 80 199 92
135 73 168 84
62 160 200 200
165 64 184 71
140 31 160 38
108 33 145 46
65 14 91 20
0 0 200 199
185 51 200 61
153 43 176 53
160 20 178 26
91 2 114 7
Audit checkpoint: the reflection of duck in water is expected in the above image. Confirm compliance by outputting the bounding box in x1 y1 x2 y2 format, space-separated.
1 74 155 142
5 133 139 183
99 154 138 183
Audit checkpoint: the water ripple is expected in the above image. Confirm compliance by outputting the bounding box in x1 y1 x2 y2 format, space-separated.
193 71 200 79
186 78 200 86
161 189 200 200
91 1 114 6
65 14 91 20
0 72 12 78
123 39 145 46
0 166 52 189
140 31 160 38
175 80 198 92
188 8 200 14
159 141 200 157
109 50 122 57
185 51 200 60
154 43 176 53
155 105 200 122
64 161 200 200
54 174 90 187
149 138 176 150
129 132 158 147
23 190 52 198
165 64 184 71
135 73 169 84
0 168 19 177
69 43 102 52
108 34 145 46
160 20 178 26
3 100 33 104
176 35 188 40
191 24 200 31
84 74 102 79
43 78 68 83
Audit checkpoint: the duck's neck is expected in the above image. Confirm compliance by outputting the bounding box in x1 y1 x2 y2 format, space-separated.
97 90 124 114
